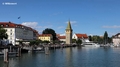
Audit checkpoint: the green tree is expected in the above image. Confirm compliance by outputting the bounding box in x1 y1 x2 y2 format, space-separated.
108 37 112 43
29 40 42 46
29 40 35 46
76 39 82 45
91 35 104 44
42 28 57 41
18 41 23 46
103 31 108 44
0 26 8 40
72 39 77 43
42 40 50 44
92 35 98 43
0 26 8 45
88 36 92 41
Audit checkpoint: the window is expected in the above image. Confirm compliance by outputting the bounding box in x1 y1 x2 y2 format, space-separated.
6 24 9 27
1 25 4 27
10 33 12 35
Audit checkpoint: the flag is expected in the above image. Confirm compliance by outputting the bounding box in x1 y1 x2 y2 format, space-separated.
18 16 21 19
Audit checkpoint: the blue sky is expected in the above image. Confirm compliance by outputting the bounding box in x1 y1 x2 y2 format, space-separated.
0 0 120 37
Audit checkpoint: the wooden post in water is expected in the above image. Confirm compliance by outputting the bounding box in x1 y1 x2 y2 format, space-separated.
4 49 8 63
16 47 21 57
19 47 21 56
54 44 55 50
45 44 49 55
10 46 11 52
61 44 63 50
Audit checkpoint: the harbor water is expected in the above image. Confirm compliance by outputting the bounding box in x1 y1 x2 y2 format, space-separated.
0 47 120 67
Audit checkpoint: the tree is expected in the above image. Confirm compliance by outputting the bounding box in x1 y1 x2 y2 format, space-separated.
0 26 8 40
90 35 104 44
88 36 92 41
42 28 57 41
72 39 77 43
0 26 8 45
108 37 112 43
42 40 50 44
76 39 82 45
103 31 108 44
29 40 42 46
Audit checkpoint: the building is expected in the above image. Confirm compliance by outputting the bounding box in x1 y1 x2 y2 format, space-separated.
112 33 120 46
0 22 39 45
72 33 89 42
65 21 73 45
57 35 66 42
38 34 53 42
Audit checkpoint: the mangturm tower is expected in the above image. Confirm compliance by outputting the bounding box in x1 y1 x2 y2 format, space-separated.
65 20 73 45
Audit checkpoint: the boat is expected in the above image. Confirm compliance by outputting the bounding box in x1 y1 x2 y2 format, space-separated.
81 42 100 47
32 47 44 52
21 48 29 53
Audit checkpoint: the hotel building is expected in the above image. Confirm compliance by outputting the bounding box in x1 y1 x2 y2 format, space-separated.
0 22 39 45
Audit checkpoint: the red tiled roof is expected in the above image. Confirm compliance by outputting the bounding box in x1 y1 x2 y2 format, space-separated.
0 22 39 37
56 34 60 37
75 34 88 38
58 36 66 39
0 22 16 28
0 22 27 28
39 34 52 37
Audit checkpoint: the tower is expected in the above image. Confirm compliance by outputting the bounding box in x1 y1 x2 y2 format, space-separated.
65 20 73 45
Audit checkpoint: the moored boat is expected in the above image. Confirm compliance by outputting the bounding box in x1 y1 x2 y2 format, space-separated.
81 42 100 47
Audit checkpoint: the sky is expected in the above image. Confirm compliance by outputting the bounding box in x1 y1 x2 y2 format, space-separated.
0 0 120 37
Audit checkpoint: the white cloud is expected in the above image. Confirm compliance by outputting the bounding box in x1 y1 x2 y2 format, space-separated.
43 25 53 28
57 26 64 29
71 21 77 24
50 12 63 16
22 22 38 28
21 22 53 34
102 25 120 28
60 33 65 36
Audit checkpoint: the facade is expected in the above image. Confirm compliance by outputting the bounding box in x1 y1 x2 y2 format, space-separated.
112 33 120 46
72 33 89 42
58 35 66 42
0 22 39 45
65 21 72 45
38 34 53 42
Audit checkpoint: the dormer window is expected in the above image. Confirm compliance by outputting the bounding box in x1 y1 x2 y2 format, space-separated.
6 24 9 27
1 25 4 27
16 25 18 27
22 26 24 28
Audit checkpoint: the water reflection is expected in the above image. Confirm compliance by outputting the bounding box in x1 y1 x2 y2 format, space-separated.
1 47 120 67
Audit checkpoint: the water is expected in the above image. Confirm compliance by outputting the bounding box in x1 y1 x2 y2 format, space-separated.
1 47 120 67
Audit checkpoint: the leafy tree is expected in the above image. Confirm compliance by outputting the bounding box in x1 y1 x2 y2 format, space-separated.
0 26 8 45
108 37 112 43
18 41 23 46
42 28 57 41
72 39 77 43
29 40 35 46
103 31 108 44
88 36 92 41
76 39 82 45
42 40 50 44
92 35 99 42
30 40 42 46
53 40 60 44
0 26 8 40
90 35 104 44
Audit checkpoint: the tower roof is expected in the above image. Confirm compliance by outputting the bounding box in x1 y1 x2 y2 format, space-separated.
66 20 72 30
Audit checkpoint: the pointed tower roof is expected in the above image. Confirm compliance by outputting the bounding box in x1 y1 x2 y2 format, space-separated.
66 20 72 30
